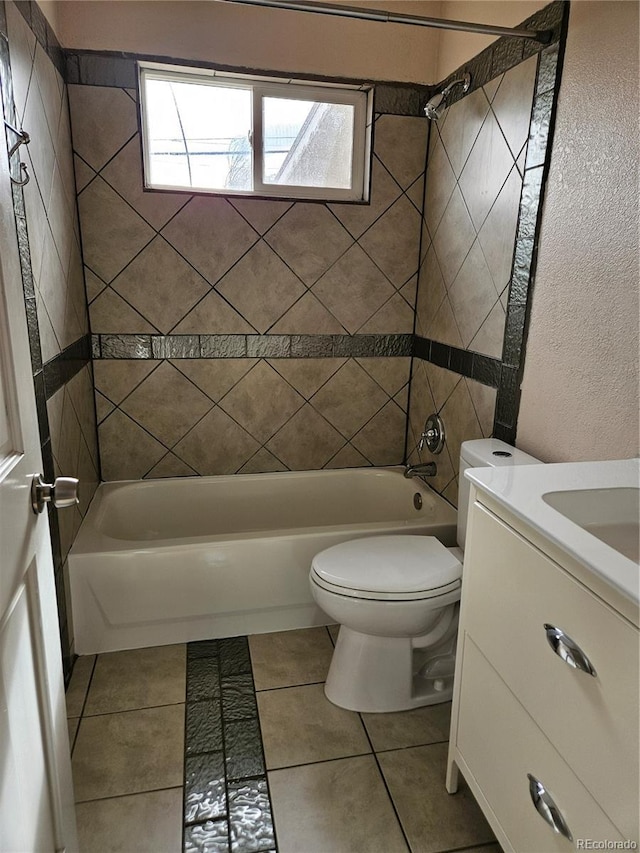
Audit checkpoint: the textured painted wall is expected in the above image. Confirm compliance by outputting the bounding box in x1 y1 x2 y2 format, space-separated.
54 0 442 85
519 1 639 461
69 85 427 479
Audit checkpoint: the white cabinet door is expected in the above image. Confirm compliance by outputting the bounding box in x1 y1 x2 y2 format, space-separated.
0 126 77 849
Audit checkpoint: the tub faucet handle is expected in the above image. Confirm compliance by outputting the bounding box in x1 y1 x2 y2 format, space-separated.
31 473 80 514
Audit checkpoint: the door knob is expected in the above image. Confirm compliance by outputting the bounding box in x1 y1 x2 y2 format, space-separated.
31 473 80 514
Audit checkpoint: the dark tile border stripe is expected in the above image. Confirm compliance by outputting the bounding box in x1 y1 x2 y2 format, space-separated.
92 333 413 360
413 337 501 388
64 48 433 116
43 334 92 398
184 637 277 853
14 0 65 77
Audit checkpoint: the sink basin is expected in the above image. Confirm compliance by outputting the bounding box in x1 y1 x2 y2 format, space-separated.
542 487 639 563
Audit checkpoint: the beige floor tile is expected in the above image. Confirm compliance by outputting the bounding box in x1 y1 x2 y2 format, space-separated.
249 627 334 690
362 701 452 752
327 624 340 644
269 755 409 853
66 655 96 717
75 788 183 853
67 717 80 752
257 683 370 769
72 704 185 801
378 742 495 853
84 644 186 715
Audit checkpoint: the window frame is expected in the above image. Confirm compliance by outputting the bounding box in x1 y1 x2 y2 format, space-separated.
138 61 373 203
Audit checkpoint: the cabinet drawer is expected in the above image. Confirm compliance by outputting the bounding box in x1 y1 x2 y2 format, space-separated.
462 503 639 839
456 637 626 851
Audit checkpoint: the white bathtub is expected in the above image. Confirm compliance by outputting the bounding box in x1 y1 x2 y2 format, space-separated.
69 467 457 654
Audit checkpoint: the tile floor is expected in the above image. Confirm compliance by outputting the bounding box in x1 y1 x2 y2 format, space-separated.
66 626 501 853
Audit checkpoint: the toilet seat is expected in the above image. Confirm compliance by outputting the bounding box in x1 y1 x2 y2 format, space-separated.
310 535 462 601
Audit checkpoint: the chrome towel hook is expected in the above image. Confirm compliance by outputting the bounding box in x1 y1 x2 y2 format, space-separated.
4 120 30 186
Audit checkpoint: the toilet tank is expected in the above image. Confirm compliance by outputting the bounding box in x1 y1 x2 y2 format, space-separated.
457 439 540 549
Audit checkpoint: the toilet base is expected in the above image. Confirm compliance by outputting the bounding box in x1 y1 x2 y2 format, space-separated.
324 625 456 713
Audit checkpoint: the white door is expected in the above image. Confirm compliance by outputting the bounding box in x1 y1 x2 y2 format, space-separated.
0 131 77 848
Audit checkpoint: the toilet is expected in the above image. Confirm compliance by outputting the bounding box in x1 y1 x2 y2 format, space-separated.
309 438 540 713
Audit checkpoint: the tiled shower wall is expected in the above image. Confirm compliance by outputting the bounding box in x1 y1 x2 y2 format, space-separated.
1 0 99 677
407 2 565 506
69 84 427 479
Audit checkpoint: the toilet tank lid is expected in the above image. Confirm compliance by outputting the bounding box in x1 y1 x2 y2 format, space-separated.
460 438 540 468
311 535 462 594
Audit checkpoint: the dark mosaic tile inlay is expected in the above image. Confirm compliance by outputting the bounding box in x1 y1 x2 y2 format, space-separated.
184 637 276 853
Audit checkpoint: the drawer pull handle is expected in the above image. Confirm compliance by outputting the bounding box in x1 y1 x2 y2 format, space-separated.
527 774 573 841
544 624 597 677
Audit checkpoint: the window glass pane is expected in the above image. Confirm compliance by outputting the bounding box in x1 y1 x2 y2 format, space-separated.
262 97 354 189
144 78 252 191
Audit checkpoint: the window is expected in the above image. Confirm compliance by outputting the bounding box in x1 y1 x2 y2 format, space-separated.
139 62 372 202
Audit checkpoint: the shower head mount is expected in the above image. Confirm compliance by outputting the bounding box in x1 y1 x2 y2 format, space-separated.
424 72 472 120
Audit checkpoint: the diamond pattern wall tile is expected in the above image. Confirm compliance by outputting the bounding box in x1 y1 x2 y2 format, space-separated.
145 452 198 479
266 404 345 470
459 111 515 231
120 361 213 447
23 78 56 206
264 204 352 286
110 237 211 334
425 360 461 413
428 296 463 349
78 177 154 282
328 157 402 239
229 198 292 234
358 195 421 287
37 228 66 353
89 288 156 334
33 41 63 141
73 154 95 193
162 196 259 286
215 241 306 334
95 391 115 423
48 162 75 273
491 55 537 158
406 174 425 213
310 360 387 439
100 137 190 230
356 357 410 397
373 115 428 189
84 267 107 302
407 361 436 447
483 76 504 103
400 275 418 309
351 400 406 466
6 0 36 122
93 360 159 405
267 358 345 400
237 448 288 475
416 246 446 338
326 444 370 469
423 136 456 238
272 291 348 334
468 300 506 359
218 361 304 444
466 378 497 438
478 165 522 291
440 380 484 474
439 87 490 179
68 85 138 171
448 241 500 347
173 408 261 475
172 290 255 334
170 359 258 403
432 187 476 288
356 293 414 334
312 245 395 333
99 409 167 480
22 167 49 284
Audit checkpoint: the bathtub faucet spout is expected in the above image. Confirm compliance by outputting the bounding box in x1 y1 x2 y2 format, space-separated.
404 462 437 479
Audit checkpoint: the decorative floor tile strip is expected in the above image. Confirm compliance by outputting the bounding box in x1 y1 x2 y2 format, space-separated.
184 637 277 853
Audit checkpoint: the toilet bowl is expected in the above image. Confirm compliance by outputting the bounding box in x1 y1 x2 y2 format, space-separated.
309 438 540 713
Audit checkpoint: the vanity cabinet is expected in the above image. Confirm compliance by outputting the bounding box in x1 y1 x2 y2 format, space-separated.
447 488 640 852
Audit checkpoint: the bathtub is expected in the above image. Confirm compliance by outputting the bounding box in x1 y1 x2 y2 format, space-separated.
68 467 457 654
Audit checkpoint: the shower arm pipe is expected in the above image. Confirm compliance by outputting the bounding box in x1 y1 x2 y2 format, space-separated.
225 0 552 43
